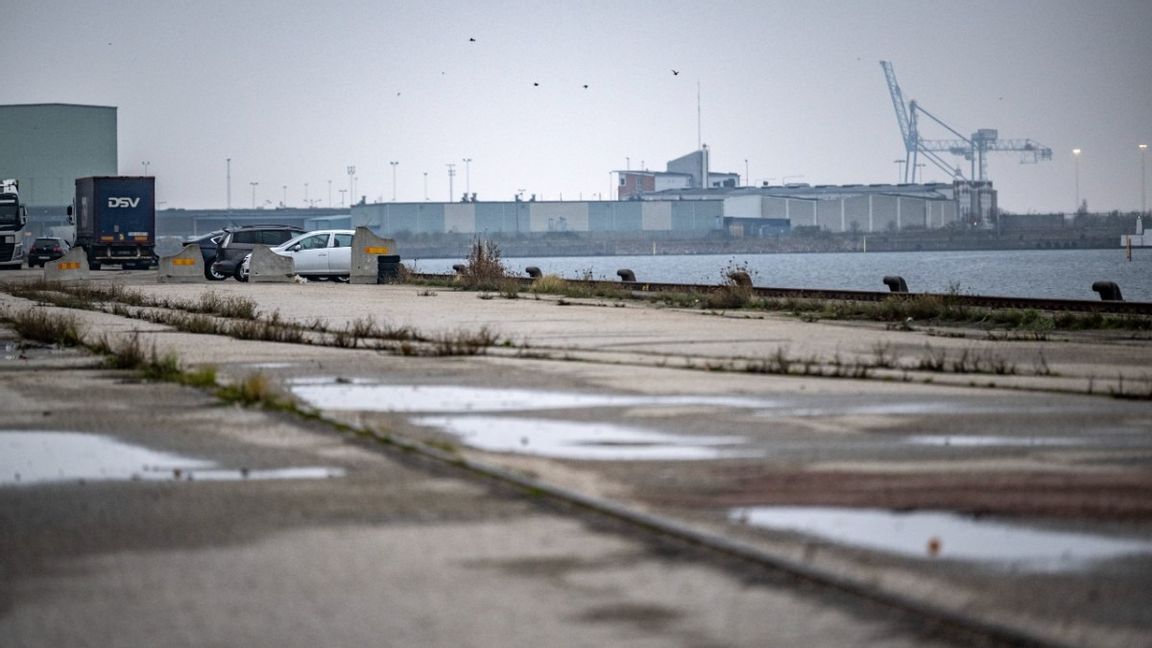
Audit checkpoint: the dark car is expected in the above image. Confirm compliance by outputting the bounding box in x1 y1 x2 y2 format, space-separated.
27 237 70 267
183 230 227 280
211 225 305 281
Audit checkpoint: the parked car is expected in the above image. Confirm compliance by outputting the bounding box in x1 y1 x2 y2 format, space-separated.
183 230 227 280
238 229 355 282
211 225 305 281
26 237 70 267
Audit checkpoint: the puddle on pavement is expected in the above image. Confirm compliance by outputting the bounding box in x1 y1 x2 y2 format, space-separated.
905 435 1095 447
0 431 344 486
290 382 773 413
247 362 297 369
412 416 753 461
730 506 1152 572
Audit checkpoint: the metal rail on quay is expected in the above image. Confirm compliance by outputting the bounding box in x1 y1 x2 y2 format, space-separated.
410 273 1152 315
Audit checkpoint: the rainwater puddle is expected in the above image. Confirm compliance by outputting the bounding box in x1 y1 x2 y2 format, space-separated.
903 433 1147 449
905 435 1091 447
730 506 1152 572
412 416 753 461
0 431 344 486
290 383 773 414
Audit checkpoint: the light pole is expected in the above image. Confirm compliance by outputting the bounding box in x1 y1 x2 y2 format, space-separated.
1140 144 1148 217
1073 148 1082 212
304 182 309 206
446 163 456 202
744 159 749 187
894 160 905 183
346 165 356 207
249 182 258 209
226 158 231 210
390 161 399 201
282 185 287 207
338 189 347 207
327 180 332 207
462 158 472 197
423 172 428 201
142 161 150 176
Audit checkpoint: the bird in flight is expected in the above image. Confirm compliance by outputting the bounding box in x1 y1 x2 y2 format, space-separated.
469 37 476 42
533 82 540 87
582 84 589 89
671 69 679 75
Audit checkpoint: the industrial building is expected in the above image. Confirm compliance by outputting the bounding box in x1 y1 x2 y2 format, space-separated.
0 103 117 208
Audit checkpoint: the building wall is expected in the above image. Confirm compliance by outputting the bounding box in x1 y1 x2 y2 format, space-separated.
0 104 117 207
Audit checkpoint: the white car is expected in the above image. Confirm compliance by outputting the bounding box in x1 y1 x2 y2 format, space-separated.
239 229 355 282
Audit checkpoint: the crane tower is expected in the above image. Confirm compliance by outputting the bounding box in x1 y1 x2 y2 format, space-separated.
880 61 1052 184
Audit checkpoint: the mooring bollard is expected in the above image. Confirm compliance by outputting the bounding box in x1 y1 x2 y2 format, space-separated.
883 276 909 293
617 268 636 283
452 264 467 274
1091 281 1123 301
525 266 542 278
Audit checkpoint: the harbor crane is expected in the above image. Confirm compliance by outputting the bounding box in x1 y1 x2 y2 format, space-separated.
880 61 1052 184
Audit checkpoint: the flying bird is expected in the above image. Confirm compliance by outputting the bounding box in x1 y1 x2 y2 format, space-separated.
469 37 476 42
533 82 540 87
582 84 589 89
671 69 679 75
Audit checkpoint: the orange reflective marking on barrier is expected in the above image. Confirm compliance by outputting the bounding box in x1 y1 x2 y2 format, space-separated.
172 258 196 266
363 246 391 255
56 262 82 271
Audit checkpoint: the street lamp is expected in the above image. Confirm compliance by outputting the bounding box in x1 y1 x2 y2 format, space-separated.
327 180 332 207
304 182 309 205
447 163 456 202
142 161 150 176
249 182 258 209
423 171 428 201
390 161 399 201
346 165 356 207
338 189 347 207
282 185 287 207
462 158 473 197
1073 148 1082 212
1140 144 1148 217
894 160 905 183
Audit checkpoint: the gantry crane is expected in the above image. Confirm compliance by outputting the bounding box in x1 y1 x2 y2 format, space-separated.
880 61 1052 184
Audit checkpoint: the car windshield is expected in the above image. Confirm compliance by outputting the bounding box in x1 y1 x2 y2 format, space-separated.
277 232 332 251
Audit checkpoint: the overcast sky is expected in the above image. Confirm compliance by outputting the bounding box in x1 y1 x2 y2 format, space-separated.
5 0 1151 213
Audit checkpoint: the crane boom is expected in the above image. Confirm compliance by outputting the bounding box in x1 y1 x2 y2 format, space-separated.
879 60 1052 183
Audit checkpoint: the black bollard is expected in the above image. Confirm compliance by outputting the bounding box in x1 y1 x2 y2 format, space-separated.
617 268 636 283
525 266 542 278
1091 281 1123 301
883 276 909 293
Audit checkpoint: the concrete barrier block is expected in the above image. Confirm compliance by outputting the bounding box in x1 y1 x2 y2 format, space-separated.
42 247 90 283
157 244 206 283
350 227 398 284
249 245 295 283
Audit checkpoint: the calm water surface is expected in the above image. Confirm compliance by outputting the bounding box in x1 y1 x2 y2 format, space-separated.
408 248 1152 301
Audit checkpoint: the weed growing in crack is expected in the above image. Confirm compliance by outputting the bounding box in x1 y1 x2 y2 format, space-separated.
6 307 85 346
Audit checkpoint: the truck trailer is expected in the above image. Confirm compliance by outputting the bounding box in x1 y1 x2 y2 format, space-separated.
71 176 155 270
0 179 28 269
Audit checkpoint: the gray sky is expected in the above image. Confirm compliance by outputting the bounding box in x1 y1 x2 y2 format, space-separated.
5 0 1151 213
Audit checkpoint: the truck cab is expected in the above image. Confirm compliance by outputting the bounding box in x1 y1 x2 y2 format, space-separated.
0 179 28 269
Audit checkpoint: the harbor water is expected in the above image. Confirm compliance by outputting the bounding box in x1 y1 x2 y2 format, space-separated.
407 248 1152 302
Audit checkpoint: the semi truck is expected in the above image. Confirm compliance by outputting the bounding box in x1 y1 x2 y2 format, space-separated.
69 176 155 270
0 179 28 269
